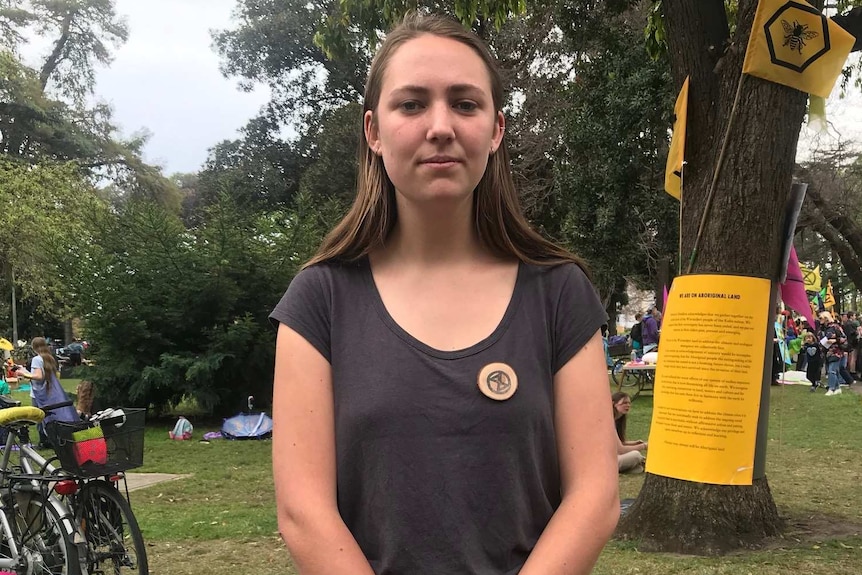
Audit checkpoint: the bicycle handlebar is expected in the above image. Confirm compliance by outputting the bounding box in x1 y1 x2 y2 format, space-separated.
40 400 74 413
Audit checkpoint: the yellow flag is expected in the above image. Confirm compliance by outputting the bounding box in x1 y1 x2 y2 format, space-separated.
743 0 855 98
664 76 689 200
800 263 821 292
825 279 836 309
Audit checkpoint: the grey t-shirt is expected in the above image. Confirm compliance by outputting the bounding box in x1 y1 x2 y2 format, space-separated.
270 257 607 575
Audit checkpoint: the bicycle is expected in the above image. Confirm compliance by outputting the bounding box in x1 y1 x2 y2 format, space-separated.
0 398 149 575
0 399 84 575
46 409 148 575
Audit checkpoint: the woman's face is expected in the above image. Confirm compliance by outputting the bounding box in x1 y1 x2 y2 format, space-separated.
365 34 505 206
614 396 632 415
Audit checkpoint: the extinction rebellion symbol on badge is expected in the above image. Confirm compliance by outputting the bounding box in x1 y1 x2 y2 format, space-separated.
478 363 518 401
764 1 831 72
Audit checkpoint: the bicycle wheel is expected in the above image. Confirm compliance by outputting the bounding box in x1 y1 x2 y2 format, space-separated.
76 480 148 575
610 358 627 386
3 491 82 575
617 369 641 389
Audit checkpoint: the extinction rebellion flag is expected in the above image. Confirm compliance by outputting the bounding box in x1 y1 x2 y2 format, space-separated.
664 76 689 201
743 0 855 98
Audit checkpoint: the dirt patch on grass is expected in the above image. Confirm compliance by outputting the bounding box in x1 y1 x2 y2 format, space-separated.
763 513 862 549
147 537 294 575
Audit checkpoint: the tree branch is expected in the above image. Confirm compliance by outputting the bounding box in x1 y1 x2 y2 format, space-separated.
39 10 75 90
833 7 862 52
77 158 130 170
809 216 862 290
807 183 862 258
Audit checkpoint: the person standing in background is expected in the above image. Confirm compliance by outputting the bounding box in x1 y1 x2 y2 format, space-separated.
640 308 659 353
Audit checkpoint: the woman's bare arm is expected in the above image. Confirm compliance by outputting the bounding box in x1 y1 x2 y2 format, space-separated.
520 331 620 575
272 324 375 575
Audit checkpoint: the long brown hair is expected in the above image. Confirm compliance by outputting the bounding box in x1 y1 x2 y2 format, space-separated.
304 12 584 270
30 337 57 388
611 391 630 442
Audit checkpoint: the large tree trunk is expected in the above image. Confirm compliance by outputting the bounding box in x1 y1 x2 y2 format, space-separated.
616 0 809 552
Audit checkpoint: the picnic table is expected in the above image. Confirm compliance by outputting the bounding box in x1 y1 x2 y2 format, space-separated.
616 362 656 399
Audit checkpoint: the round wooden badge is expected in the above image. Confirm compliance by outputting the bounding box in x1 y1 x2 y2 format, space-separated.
477 362 518 401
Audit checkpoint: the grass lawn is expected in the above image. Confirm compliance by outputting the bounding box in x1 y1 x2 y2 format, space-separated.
56 378 862 574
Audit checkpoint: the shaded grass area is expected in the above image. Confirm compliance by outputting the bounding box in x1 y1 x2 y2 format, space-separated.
130 384 862 573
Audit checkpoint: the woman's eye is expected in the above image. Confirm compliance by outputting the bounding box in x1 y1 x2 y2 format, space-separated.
400 101 422 112
455 101 478 112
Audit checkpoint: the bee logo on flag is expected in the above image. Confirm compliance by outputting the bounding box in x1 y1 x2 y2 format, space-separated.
781 19 819 54
764 2 831 72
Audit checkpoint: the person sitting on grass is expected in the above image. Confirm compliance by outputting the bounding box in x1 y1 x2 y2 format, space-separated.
612 392 647 474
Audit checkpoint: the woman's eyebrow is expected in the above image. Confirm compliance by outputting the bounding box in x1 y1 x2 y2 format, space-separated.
389 83 486 97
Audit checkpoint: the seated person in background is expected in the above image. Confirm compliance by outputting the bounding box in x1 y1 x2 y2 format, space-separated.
76 380 95 418
612 392 647 474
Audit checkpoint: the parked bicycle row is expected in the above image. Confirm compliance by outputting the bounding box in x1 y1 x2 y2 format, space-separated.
0 397 147 575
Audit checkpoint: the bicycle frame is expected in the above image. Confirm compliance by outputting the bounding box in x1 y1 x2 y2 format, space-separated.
0 425 85 558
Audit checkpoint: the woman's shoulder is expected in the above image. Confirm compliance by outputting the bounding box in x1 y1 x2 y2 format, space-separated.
271 258 368 326
521 260 591 287
299 258 367 279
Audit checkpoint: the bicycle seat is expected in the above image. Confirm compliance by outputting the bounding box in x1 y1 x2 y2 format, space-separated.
0 406 44 427
0 395 21 409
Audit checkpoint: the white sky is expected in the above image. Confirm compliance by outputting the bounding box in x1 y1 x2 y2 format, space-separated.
23 0 270 174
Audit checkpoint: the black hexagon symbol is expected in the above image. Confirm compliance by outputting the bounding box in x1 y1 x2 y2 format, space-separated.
763 1 830 73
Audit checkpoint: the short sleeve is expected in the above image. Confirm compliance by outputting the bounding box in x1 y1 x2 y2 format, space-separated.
269 266 332 363
553 264 609 373
31 355 44 372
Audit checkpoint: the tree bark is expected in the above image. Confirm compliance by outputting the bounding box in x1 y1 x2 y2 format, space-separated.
616 0 808 553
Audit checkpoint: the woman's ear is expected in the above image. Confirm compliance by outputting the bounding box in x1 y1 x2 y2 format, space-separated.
490 111 505 154
365 110 381 156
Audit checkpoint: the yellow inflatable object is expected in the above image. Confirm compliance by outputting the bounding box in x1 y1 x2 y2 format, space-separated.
0 406 45 426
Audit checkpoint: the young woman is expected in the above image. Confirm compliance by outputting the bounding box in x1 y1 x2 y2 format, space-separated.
612 392 647 474
270 13 619 575
15 337 79 444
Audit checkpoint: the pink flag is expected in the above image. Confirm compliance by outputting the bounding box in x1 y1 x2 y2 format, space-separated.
662 284 669 313
780 245 816 328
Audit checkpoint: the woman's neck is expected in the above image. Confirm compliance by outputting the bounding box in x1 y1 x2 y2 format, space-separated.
378 196 489 267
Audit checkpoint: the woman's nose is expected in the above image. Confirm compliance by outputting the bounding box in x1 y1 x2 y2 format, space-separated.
426 102 455 142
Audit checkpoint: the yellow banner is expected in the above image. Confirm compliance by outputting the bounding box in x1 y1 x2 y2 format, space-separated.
824 278 836 309
646 275 771 485
743 0 855 99
664 76 689 201
800 263 821 292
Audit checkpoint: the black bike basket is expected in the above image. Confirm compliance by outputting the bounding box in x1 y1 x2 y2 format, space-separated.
48 408 146 477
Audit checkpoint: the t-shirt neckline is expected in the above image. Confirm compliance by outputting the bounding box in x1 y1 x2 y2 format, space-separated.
361 256 525 360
